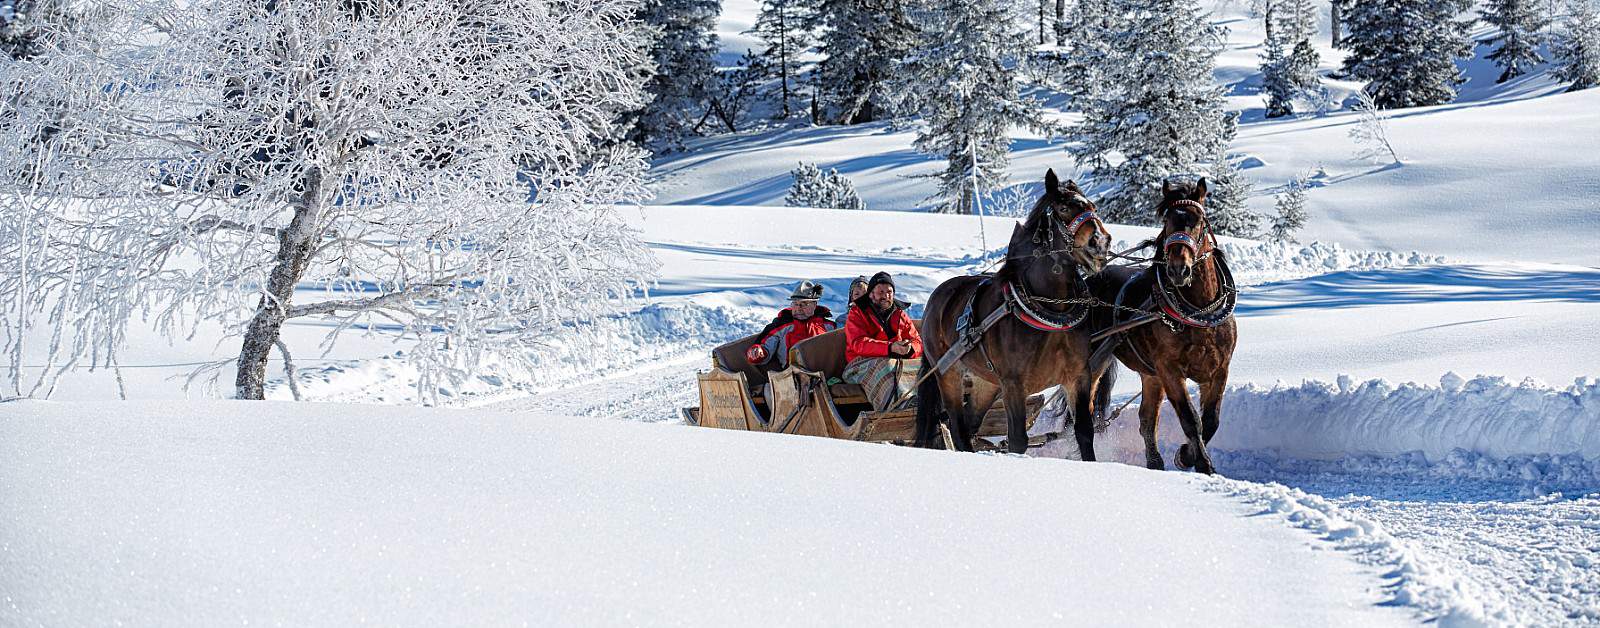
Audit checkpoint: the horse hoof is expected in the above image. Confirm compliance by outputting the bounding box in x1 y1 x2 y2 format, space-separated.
1175 444 1195 469
1145 456 1165 471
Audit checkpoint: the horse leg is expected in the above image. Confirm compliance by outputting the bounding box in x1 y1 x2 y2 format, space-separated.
1000 378 1031 455
938 374 974 452
1158 372 1215 475
1137 374 1166 470
1179 374 1229 470
1070 377 1097 462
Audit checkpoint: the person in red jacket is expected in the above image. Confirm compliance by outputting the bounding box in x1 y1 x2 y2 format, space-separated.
843 272 922 410
746 280 836 370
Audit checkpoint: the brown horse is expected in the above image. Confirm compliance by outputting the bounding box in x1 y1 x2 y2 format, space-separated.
1090 178 1238 474
915 170 1112 454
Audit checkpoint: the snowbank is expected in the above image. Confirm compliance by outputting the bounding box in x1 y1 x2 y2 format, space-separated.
1069 374 1600 492
0 400 1417 626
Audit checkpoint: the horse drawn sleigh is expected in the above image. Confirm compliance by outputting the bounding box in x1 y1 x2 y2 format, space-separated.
683 170 1238 473
681 326 1047 448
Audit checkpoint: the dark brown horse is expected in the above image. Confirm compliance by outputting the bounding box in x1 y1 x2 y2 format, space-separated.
915 170 1112 454
1090 178 1238 474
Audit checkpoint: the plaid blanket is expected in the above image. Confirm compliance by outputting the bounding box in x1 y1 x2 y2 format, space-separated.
842 357 921 412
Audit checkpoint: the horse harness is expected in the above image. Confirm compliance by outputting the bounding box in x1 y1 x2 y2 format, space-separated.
938 219 1106 378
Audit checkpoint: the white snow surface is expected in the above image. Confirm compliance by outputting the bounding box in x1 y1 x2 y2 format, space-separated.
0 400 1419 627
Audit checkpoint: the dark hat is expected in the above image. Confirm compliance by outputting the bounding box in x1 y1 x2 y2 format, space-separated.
850 275 869 289
867 271 895 291
788 280 824 301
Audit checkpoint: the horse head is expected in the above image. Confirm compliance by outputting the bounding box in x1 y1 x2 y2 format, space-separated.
1156 177 1213 287
1010 169 1110 275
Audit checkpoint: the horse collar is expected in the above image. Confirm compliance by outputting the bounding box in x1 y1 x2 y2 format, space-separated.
1153 250 1236 330
1004 278 1090 332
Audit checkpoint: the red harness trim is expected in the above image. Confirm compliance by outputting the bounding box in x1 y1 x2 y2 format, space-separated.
1003 282 1083 332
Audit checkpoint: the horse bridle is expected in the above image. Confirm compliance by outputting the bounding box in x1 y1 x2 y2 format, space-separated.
1029 197 1106 276
1153 198 1235 329
1158 199 1216 264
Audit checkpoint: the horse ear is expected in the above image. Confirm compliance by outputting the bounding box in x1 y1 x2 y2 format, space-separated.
1162 179 1175 195
1044 169 1061 197
1063 179 1082 193
1195 177 1210 199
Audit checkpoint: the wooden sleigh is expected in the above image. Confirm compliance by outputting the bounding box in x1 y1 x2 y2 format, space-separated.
682 326 1042 446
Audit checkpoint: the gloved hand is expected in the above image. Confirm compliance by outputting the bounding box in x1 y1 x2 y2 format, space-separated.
745 343 769 364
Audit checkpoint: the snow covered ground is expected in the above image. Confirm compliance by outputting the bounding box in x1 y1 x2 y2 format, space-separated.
5 0 1598 624
3 400 1427 627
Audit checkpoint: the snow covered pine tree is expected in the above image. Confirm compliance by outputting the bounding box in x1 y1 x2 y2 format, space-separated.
633 0 721 149
1268 175 1310 243
1068 0 1236 224
810 0 917 124
749 0 814 119
1339 0 1474 108
1479 0 1550 83
1551 0 1600 92
894 0 1045 214
0 0 657 400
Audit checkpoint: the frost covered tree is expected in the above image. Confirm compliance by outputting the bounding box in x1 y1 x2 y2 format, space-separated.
1068 0 1235 223
1268 175 1310 243
1479 0 1550 83
1262 35 1323 117
1349 89 1402 163
1203 158 1261 237
0 0 657 400
1339 0 1474 108
633 0 721 149
810 0 917 124
894 0 1045 213
1050 0 1121 106
1 0 77 60
1551 0 1600 91
785 162 866 209
749 0 814 118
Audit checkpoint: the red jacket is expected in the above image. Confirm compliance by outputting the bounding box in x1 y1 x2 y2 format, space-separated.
755 306 836 368
845 298 922 364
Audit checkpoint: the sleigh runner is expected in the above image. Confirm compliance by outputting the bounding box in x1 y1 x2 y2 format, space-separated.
683 327 1042 444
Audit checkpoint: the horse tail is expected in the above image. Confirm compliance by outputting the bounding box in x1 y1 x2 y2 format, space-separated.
1095 358 1118 424
914 354 944 448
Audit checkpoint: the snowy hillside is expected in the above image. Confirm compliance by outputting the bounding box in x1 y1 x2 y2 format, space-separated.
3 0 1598 624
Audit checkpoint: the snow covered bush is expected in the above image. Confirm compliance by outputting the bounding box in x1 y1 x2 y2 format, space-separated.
1204 158 1262 237
1349 90 1402 163
785 162 866 210
0 0 657 400
1268 175 1310 243
1551 0 1600 92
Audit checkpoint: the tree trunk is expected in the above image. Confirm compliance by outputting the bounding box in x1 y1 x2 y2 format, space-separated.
1055 0 1067 46
1038 0 1047 45
1331 2 1342 48
235 168 323 400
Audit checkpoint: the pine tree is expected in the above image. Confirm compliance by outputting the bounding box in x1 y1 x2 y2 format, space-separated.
811 0 918 124
1069 0 1234 224
633 0 721 150
786 162 867 209
1260 33 1296 117
894 0 1044 213
1480 0 1551 83
1339 0 1474 108
749 0 814 118
1268 176 1310 243
1551 0 1600 91
1051 0 1121 106
1204 158 1261 237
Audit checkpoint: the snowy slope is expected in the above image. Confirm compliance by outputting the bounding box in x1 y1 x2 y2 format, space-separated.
0 400 1427 626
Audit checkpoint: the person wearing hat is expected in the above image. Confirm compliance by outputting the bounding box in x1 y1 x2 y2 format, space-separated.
843 272 923 410
840 275 869 331
745 280 837 371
